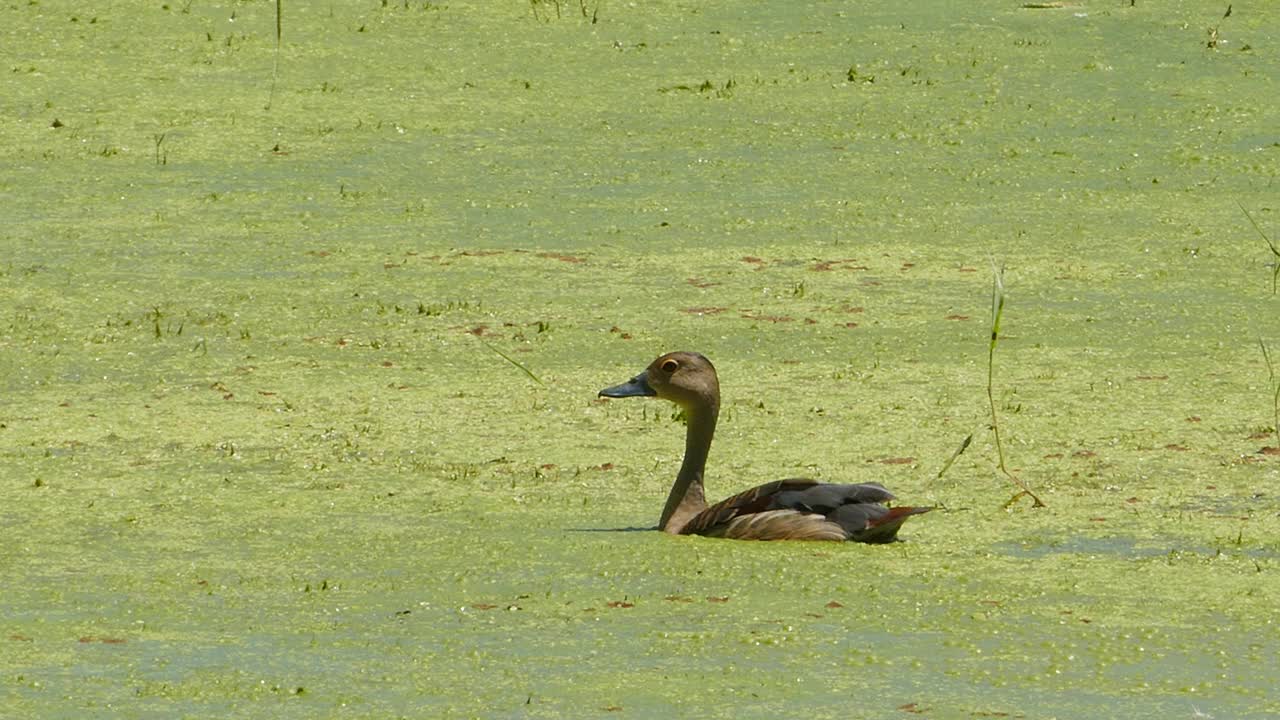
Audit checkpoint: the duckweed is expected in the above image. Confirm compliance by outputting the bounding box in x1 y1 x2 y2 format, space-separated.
3 1 1279 718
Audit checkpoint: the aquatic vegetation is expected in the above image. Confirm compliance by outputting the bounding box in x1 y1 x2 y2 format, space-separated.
2 1 1278 718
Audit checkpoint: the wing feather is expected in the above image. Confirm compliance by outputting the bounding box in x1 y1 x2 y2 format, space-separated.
679 479 821 536
680 478 930 542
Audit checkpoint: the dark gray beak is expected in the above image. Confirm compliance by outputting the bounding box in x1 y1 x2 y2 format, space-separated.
599 371 656 398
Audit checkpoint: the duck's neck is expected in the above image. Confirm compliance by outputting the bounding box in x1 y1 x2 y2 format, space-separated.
659 400 718 533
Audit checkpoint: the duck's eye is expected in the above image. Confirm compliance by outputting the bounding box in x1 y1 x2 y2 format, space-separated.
660 359 679 373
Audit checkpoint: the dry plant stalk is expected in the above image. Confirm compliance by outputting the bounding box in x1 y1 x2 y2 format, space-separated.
988 264 1045 508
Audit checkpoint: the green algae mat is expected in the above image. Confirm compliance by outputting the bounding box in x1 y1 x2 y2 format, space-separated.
3 1 1279 717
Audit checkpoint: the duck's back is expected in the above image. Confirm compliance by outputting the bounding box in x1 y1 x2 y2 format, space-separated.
677 479 930 542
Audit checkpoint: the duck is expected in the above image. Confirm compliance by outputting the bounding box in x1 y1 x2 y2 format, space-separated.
598 352 930 542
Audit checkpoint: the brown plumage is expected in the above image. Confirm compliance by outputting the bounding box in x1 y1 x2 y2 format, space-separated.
598 352 931 542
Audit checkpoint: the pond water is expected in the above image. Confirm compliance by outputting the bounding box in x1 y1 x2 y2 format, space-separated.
2 1 1278 718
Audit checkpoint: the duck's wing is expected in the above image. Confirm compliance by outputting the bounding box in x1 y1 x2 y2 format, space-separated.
831 502 933 544
682 480 930 542
679 479 828 538
769 481 897 511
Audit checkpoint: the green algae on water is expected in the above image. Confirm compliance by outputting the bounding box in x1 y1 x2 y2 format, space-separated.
2 1 1279 718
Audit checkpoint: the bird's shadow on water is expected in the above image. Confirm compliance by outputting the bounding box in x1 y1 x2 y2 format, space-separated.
566 526 657 533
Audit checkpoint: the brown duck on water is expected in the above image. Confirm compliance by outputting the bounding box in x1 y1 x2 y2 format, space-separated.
599 352 931 542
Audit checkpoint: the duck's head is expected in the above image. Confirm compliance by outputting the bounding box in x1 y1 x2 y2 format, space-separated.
599 351 720 411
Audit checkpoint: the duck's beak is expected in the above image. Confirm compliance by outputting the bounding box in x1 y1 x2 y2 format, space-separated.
599 371 656 398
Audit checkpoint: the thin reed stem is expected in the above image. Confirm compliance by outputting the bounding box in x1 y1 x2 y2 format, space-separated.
1238 201 1278 295
1261 338 1280 453
987 263 1045 508
476 335 545 386
266 0 282 110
